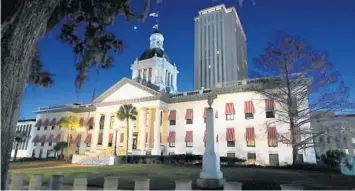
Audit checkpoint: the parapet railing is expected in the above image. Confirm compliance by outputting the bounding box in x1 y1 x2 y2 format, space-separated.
8 174 305 190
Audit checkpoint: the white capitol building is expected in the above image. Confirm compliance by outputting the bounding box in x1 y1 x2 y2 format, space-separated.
28 29 316 166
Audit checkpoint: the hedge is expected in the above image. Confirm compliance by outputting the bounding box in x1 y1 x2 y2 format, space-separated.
117 154 245 165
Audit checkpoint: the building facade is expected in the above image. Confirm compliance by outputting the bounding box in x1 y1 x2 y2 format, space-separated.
11 119 36 159
30 30 316 166
194 4 248 89
311 112 355 157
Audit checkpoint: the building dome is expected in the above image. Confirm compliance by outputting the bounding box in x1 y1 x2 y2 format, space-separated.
138 47 173 63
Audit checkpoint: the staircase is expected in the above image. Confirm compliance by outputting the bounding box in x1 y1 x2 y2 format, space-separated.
73 147 114 165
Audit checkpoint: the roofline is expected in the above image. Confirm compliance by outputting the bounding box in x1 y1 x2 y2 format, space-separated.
18 119 36 122
195 4 246 40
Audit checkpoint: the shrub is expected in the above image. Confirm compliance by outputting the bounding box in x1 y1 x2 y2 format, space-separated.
321 150 346 167
116 154 244 165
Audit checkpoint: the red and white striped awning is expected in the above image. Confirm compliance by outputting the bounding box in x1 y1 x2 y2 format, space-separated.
120 133 124 143
203 107 208 118
98 133 103 144
108 134 113 144
73 134 81 144
56 117 64 126
245 128 255 141
244 101 255 114
87 117 94 126
185 131 193 142
35 119 42 127
32 135 39 143
265 99 275 112
168 131 176 143
49 118 57 126
100 116 105 126
41 119 49 127
226 128 235 141
168 110 176 120
185 109 193 120
46 134 54 142
53 134 61 143
84 134 92 144
38 135 46 143
225 103 235 115
268 127 277 142
79 118 85 126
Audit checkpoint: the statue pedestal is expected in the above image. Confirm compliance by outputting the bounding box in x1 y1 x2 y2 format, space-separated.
197 106 225 189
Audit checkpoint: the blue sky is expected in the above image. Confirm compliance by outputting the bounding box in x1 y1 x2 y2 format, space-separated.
20 0 355 119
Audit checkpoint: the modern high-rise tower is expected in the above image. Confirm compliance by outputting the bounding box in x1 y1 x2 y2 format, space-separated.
194 4 247 89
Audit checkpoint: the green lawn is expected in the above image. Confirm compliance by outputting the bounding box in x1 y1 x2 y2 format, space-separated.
9 164 355 190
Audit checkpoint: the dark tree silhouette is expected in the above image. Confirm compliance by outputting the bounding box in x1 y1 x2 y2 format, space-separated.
1 0 150 188
252 34 355 165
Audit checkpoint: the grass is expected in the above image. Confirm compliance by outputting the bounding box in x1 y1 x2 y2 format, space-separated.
9 163 355 190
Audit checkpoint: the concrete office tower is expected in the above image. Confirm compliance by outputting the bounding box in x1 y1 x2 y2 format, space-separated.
194 4 247 89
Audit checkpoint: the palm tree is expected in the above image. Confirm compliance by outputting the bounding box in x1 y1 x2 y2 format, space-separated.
53 141 67 160
116 104 137 163
13 131 28 161
58 116 80 158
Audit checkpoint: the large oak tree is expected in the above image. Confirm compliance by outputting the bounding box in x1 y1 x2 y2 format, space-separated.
252 34 355 164
1 0 150 188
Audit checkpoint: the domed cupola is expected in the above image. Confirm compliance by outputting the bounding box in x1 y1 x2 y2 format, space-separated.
131 28 179 93
138 29 173 63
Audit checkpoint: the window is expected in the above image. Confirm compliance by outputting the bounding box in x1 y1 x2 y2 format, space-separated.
247 153 256 160
247 139 255 147
49 142 52 146
245 113 254 119
297 154 304 163
227 153 235 158
319 136 324 143
226 114 234 120
108 142 112 147
335 136 340 143
86 143 91 147
268 127 278 147
169 120 176 125
343 136 347 143
327 137 331 143
37 126 40 130
169 152 175 155
52 126 55 130
186 119 193 124
89 125 93 130
41 142 44 146
227 141 235 147
44 126 47 130
186 141 193 147
352 138 355 144
169 142 175 147
269 154 279 166
148 68 152 82
266 111 275 118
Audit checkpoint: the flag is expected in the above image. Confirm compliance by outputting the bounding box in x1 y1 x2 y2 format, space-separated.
149 12 159 17
152 24 159 29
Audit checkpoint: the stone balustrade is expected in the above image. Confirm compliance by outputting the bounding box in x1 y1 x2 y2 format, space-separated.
8 174 310 190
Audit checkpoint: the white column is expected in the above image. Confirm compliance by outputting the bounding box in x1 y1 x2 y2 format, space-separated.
174 72 178 91
127 119 134 153
152 108 162 155
200 106 223 179
140 109 147 153
113 118 120 154
102 113 111 149
91 113 101 150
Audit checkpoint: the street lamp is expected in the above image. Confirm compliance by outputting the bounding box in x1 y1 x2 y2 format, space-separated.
114 126 119 156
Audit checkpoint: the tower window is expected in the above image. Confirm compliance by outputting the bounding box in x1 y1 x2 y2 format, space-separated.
148 68 152 82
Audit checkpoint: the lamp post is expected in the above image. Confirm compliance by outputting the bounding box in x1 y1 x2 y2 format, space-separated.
114 126 119 156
